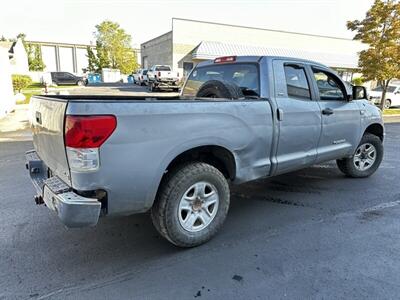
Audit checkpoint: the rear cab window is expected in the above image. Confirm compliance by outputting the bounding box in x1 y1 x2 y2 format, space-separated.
182 63 260 98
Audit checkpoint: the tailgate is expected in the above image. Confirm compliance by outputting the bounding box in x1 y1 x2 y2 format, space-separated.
30 96 71 185
161 71 176 79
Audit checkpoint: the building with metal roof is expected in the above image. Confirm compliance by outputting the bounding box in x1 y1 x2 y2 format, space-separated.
191 41 359 69
141 18 366 81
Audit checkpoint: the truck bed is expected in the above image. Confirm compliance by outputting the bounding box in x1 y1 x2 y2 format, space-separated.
38 94 182 102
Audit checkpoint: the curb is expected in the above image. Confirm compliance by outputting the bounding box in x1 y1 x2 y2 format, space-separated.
383 114 400 123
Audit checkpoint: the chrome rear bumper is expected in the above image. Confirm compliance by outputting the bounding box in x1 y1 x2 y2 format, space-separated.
26 150 101 227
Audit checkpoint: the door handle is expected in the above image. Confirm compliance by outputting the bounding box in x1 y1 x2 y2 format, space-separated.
322 108 334 115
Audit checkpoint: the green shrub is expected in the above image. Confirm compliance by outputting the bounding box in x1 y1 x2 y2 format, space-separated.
12 74 32 92
351 77 364 86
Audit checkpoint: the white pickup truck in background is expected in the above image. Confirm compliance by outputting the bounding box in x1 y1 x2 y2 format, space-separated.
147 65 180 92
133 69 149 86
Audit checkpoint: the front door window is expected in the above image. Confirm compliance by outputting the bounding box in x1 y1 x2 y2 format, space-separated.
313 70 346 101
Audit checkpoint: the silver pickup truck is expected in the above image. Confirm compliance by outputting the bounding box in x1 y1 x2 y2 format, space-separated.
26 56 384 247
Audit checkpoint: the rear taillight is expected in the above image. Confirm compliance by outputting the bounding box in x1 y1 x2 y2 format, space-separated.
158 71 161 77
65 115 117 148
65 115 117 172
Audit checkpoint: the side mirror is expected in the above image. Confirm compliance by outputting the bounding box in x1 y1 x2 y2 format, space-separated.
352 85 368 100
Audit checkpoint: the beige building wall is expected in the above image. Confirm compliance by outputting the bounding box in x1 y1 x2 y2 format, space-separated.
171 18 366 74
141 32 173 69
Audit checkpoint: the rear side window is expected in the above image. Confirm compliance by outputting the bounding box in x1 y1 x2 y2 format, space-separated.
284 65 311 100
155 66 171 71
65 73 75 79
182 63 259 97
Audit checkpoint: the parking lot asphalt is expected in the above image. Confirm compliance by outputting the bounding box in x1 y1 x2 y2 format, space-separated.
0 123 399 299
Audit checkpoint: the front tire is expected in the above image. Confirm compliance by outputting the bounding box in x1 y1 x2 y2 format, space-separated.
336 133 383 178
151 162 230 247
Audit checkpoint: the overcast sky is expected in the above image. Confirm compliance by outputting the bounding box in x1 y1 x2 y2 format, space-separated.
0 0 373 46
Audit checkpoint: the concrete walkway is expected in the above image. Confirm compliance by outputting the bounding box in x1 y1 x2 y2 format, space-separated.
383 114 400 123
0 104 32 142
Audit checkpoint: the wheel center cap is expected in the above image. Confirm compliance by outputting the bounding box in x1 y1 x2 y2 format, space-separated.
192 198 203 211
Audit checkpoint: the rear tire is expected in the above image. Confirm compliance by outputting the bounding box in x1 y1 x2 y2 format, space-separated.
149 83 156 92
336 133 383 178
151 162 230 247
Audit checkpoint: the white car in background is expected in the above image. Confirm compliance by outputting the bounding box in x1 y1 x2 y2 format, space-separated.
369 85 400 109
136 69 149 86
132 70 141 84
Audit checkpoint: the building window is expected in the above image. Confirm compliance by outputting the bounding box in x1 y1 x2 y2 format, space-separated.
142 56 148 69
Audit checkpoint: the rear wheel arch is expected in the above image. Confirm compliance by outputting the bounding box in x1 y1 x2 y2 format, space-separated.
163 145 237 181
145 145 236 211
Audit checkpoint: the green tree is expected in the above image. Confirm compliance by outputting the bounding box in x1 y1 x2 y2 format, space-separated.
24 43 46 71
16 33 26 40
351 77 364 86
95 40 111 70
92 20 139 74
347 0 400 110
12 74 32 92
86 46 99 72
17 33 45 71
27 44 46 71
